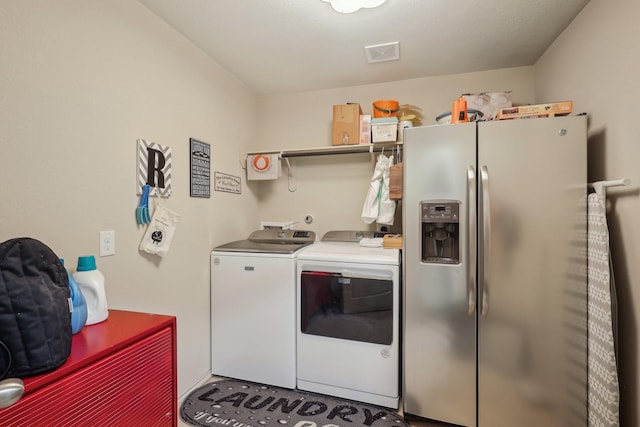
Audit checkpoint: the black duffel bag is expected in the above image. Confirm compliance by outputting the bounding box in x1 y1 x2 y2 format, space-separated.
0 238 72 380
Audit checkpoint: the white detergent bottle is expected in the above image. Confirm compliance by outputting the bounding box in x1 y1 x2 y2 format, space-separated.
73 255 108 325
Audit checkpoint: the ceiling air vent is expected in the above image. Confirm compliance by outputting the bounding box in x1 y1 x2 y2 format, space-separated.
364 42 400 63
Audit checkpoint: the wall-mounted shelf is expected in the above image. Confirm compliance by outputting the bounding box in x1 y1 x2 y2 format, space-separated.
247 141 402 158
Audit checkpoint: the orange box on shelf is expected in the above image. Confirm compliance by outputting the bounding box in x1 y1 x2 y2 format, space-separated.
332 104 363 145
497 101 573 120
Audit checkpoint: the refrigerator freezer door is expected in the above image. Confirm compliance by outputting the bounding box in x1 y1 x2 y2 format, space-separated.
477 116 587 427
403 123 477 427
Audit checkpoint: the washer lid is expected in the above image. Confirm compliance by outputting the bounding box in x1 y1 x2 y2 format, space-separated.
248 229 315 244
214 229 316 254
321 230 391 242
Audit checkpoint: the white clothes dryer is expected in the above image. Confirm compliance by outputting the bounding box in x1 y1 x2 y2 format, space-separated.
295 231 401 408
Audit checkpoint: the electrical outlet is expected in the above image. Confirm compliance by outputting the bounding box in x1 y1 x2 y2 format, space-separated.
100 230 115 257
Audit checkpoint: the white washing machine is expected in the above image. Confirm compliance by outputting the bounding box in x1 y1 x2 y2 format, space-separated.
211 229 315 389
296 231 401 408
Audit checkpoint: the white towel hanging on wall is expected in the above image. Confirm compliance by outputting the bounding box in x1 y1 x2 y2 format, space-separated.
361 153 396 225
247 154 281 180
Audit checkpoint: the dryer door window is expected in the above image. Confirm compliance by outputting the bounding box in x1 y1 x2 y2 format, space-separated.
300 271 393 345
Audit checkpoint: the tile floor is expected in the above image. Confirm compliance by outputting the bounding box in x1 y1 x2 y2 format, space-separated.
178 376 451 427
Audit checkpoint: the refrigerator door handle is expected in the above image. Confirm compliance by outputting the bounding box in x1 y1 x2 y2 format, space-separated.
467 166 476 315
480 165 491 316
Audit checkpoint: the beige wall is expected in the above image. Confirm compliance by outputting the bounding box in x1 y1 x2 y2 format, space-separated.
0 1 259 395
536 0 640 425
2 1 636 422
252 67 534 237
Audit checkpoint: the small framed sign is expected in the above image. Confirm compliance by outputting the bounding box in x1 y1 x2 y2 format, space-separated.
214 172 241 194
189 138 210 198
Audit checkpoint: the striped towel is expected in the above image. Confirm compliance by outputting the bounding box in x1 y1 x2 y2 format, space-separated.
587 192 620 427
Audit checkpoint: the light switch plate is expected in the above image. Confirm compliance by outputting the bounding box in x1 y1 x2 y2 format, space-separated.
100 230 115 257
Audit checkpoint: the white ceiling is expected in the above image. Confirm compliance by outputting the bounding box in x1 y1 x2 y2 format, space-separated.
138 0 590 95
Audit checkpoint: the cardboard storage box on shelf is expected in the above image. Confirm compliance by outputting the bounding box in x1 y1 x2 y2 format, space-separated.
371 117 398 143
497 101 573 120
332 104 363 145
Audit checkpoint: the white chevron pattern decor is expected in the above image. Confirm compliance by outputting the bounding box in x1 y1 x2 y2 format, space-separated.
137 139 172 197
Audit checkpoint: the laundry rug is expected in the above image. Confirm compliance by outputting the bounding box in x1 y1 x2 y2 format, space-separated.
181 379 410 427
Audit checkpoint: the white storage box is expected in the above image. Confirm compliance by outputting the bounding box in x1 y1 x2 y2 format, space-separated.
371 117 398 143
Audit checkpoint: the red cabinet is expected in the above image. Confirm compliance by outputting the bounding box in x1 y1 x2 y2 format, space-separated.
0 310 177 426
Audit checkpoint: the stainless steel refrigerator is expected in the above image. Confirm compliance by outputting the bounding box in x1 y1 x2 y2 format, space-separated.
402 116 588 427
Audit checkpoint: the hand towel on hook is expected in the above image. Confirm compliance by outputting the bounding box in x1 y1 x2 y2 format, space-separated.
247 154 281 180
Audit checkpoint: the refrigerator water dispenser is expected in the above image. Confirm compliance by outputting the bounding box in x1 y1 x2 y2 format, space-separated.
420 201 460 264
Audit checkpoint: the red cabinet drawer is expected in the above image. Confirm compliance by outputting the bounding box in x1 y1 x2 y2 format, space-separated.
0 311 176 426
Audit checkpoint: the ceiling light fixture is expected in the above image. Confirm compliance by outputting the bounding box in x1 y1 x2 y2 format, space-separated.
321 0 387 14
